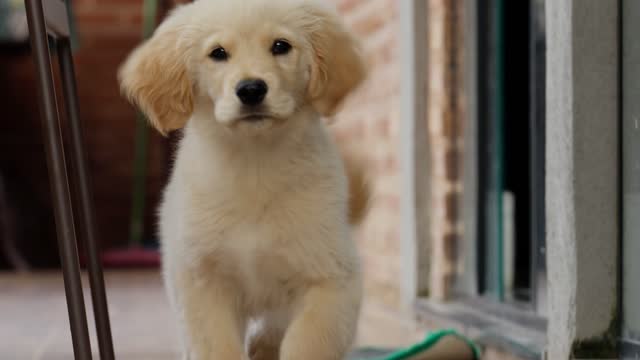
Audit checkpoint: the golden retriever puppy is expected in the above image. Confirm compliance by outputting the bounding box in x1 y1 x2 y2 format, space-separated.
118 0 368 359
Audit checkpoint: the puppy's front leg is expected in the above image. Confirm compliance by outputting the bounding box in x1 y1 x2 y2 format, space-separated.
280 278 361 360
179 271 246 360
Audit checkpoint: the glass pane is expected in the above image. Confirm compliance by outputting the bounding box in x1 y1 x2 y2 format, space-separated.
479 0 543 305
478 0 548 312
478 0 506 301
622 0 640 346
503 0 537 304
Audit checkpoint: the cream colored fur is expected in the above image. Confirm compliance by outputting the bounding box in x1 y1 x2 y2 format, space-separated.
118 1 368 359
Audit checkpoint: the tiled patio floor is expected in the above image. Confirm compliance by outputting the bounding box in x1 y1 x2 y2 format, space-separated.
1 271 426 360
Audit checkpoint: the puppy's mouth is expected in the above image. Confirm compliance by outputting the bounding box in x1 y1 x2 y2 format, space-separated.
236 108 281 123
239 113 271 122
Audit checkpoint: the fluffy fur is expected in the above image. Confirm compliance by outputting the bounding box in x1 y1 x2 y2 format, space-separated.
119 0 369 359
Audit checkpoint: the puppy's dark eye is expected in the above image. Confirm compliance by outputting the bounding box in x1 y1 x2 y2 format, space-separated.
209 47 229 61
271 40 292 56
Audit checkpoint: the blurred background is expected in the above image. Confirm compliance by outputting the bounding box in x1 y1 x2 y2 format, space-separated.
1 0 638 359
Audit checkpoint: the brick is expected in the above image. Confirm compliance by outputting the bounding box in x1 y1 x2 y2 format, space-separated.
347 0 396 37
336 0 364 13
442 233 459 263
444 191 458 221
445 147 459 180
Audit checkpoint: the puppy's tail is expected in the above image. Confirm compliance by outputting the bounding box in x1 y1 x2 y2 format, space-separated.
345 156 370 226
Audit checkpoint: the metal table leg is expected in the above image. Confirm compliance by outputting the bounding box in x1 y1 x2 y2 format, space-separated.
24 0 93 358
58 37 115 360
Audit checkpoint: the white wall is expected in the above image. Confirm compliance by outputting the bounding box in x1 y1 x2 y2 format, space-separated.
546 0 619 358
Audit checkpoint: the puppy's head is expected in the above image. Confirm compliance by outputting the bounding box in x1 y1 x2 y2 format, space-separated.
118 0 366 135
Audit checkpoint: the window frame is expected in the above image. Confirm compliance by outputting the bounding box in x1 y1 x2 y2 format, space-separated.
416 1 622 359
458 0 548 312
620 0 640 357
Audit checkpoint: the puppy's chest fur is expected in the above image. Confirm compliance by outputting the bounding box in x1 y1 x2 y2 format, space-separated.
165 127 354 312
220 219 311 310
189 173 348 310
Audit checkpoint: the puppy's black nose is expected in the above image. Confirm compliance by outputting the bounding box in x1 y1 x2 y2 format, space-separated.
236 79 268 106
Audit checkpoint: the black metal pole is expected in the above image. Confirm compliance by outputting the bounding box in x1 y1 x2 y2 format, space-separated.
57 38 115 360
24 0 93 358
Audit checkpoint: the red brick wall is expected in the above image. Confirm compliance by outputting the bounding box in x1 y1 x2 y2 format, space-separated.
0 48 60 267
332 0 465 305
74 0 143 38
71 0 169 251
0 1 170 267
330 0 403 306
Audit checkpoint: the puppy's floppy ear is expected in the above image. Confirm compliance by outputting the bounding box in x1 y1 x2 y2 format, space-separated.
118 21 193 135
305 5 367 116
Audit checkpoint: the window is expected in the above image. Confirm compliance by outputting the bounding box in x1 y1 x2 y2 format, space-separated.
466 0 546 314
415 2 548 355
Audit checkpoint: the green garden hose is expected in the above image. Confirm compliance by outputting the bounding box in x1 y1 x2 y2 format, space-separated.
354 329 481 360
